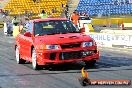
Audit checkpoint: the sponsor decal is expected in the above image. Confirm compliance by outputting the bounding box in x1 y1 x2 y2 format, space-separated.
78 67 131 86
90 34 111 41
89 34 112 47
112 35 132 47
88 33 132 47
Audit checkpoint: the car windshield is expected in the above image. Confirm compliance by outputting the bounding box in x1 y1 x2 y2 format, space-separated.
34 20 79 36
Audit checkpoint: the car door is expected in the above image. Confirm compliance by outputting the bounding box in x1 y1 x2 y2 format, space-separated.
18 24 27 59
19 21 33 61
24 21 33 61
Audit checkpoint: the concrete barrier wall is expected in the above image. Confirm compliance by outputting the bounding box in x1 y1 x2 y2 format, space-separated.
0 22 4 28
88 33 112 47
100 30 132 34
92 18 132 25
86 32 132 48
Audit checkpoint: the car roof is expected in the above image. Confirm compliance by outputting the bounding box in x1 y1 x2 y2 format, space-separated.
31 18 68 22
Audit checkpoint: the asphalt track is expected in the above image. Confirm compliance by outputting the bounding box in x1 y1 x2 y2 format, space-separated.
0 29 132 88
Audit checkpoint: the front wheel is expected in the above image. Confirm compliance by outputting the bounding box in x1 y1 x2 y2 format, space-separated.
15 47 26 64
32 48 42 70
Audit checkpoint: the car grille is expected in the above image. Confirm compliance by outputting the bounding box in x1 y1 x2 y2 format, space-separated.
59 51 82 60
59 50 96 60
61 43 81 49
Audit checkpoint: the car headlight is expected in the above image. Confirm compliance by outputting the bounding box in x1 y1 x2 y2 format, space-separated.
39 44 59 50
82 42 93 47
46 45 59 49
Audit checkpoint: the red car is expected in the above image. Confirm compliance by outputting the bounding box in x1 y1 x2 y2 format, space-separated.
15 18 99 70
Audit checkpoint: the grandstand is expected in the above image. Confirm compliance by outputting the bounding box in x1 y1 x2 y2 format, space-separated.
3 0 67 17
1 0 132 24
4 0 132 18
77 0 132 16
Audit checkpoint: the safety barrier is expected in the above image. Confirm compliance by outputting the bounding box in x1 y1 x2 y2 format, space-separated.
100 30 132 34
86 32 132 48
92 18 132 25
87 33 112 47
12 25 23 37
123 23 132 28
4 23 7 35
0 22 4 28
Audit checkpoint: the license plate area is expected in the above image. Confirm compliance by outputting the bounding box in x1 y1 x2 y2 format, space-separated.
59 51 82 60
59 50 95 60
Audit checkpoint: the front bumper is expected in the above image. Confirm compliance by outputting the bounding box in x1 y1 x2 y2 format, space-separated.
36 46 99 65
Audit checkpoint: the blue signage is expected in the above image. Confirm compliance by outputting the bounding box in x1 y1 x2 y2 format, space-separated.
89 34 111 41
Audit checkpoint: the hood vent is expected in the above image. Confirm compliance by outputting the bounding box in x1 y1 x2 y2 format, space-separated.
59 36 65 38
69 36 78 39
61 42 81 49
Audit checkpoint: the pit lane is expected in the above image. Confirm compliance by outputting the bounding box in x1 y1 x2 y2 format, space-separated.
0 29 132 88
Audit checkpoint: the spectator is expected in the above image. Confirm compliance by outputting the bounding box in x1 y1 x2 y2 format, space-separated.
12 16 19 26
2 10 8 18
52 8 57 13
33 0 36 3
66 5 69 12
37 0 40 3
61 3 64 7
28 10 33 18
24 10 28 17
33 0 40 3
70 10 79 29
7 21 13 36
64 5 69 18
39 10 48 18
64 9 68 18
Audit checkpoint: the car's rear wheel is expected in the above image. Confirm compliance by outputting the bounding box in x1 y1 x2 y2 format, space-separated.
32 48 42 70
16 47 26 64
85 60 96 67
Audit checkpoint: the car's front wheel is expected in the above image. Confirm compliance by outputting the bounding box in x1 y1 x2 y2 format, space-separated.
15 46 26 64
32 48 42 70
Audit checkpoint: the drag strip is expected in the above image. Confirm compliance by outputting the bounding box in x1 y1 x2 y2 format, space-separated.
0 29 132 88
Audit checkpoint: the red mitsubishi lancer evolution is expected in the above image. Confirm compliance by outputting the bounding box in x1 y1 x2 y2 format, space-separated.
15 18 99 70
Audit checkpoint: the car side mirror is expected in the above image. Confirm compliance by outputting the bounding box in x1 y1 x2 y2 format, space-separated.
80 28 85 33
24 32 31 37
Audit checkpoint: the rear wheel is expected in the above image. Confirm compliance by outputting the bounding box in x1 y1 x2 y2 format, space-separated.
85 60 96 67
15 47 26 64
32 48 42 70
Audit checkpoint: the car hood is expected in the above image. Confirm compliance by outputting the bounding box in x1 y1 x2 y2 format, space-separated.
34 33 93 45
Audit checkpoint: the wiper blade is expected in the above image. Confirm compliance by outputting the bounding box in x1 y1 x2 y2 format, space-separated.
68 31 80 33
46 33 56 35
60 32 68 34
46 32 62 35
46 32 77 35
